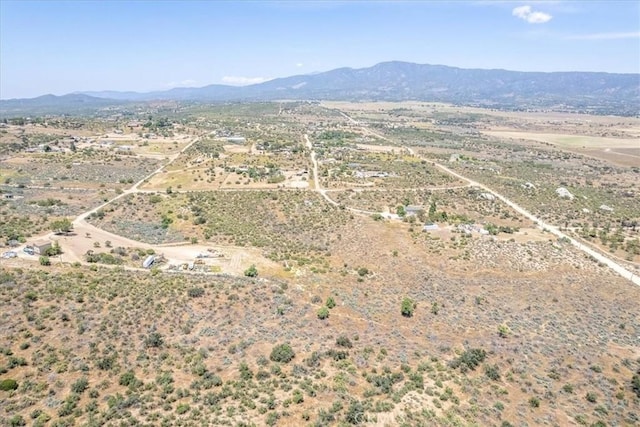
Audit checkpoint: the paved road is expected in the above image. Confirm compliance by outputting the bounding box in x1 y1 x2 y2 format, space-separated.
336 110 640 286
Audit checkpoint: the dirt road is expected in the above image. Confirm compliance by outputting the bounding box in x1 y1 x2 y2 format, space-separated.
336 110 640 286
304 134 338 207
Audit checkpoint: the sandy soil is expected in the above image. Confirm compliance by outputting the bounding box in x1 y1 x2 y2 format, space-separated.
355 143 403 152
482 130 639 148
223 144 251 154
13 219 281 276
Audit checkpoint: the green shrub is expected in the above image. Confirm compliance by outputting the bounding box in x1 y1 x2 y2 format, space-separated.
357 267 369 277
145 332 164 348
326 296 336 309
401 297 416 317
8 415 25 426
119 371 142 388
239 362 253 380
0 378 18 391
529 396 540 408
485 364 501 381
336 335 353 348
497 324 510 338
70 377 89 393
450 348 486 372
244 264 258 277
632 371 640 398
292 389 304 404
317 306 330 320
188 287 205 298
344 399 365 424
270 343 295 363
176 403 190 414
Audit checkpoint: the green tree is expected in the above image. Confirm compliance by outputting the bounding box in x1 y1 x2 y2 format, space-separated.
39 256 50 266
50 218 73 234
428 201 437 219
45 240 62 256
270 343 295 363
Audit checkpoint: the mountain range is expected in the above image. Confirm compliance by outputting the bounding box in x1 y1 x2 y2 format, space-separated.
2 61 639 116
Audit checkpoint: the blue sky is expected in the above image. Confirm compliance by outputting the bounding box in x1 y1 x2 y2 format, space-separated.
1 1 639 99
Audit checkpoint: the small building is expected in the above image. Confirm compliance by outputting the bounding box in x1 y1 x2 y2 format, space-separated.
30 240 52 255
226 137 246 144
405 205 424 216
143 255 155 269
422 223 439 231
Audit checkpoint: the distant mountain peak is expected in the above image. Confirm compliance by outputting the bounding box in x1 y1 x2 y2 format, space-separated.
2 61 638 116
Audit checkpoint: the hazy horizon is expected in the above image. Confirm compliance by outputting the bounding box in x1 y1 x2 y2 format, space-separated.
1 0 639 99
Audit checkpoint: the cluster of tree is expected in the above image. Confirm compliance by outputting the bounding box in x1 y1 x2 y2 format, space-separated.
484 223 517 235
143 116 172 129
449 348 487 373
85 250 122 265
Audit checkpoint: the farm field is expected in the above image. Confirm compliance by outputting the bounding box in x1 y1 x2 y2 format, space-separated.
482 131 639 149
0 101 639 427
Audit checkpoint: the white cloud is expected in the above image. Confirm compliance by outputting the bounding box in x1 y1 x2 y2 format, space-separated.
221 76 272 86
513 5 552 24
566 31 640 40
296 63 304 67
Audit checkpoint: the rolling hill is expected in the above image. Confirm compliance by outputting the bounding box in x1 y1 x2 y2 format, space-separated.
2 61 639 115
